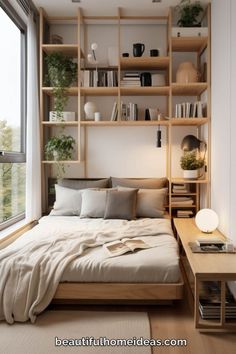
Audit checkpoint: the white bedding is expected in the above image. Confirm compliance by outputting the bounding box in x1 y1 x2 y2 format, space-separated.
0 216 179 323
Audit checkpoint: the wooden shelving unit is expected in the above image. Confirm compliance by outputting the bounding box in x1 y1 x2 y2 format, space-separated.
39 5 211 215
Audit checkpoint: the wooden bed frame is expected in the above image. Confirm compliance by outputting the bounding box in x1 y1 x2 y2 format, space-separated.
53 278 184 301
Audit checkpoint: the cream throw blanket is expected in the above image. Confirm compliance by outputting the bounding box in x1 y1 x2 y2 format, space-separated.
0 218 173 324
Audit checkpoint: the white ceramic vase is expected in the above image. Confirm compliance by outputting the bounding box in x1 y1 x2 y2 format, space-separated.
176 61 199 83
183 169 198 179
84 102 97 120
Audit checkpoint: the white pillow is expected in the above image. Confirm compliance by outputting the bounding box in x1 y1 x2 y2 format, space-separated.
80 189 107 218
50 184 83 216
118 186 167 218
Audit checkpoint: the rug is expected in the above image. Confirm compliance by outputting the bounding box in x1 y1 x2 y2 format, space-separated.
0 311 151 354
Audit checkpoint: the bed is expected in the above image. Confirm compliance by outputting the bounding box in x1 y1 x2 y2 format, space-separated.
0 177 183 323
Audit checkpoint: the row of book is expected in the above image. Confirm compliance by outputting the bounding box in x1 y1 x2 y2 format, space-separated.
80 70 118 87
175 101 205 118
120 72 141 87
110 102 139 121
199 281 236 319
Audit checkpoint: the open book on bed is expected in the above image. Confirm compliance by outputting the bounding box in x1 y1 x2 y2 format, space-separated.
103 239 152 257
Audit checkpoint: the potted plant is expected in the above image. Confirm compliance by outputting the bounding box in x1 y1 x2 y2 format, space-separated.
172 0 207 38
176 0 203 27
45 53 77 121
45 135 75 161
180 151 204 179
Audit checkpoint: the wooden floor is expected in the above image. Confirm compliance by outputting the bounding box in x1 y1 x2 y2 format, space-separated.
149 302 236 354
49 301 236 354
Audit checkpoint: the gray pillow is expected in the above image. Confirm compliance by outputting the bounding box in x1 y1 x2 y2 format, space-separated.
58 178 110 190
50 184 82 216
111 177 167 189
118 186 167 218
104 190 138 220
80 189 107 218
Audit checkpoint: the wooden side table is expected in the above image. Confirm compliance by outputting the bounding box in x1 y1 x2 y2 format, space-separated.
174 218 236 331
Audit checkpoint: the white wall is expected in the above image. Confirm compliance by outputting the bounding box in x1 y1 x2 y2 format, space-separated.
212 0 236 242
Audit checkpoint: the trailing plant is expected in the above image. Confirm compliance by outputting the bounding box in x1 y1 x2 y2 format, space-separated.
180 151 204 170
45 53 77 121
45 135 75 178
176 0 204 27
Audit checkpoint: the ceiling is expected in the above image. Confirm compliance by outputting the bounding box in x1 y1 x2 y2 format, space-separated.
32 0 210 17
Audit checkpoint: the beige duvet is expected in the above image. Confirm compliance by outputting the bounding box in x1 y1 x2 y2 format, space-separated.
0 217 178 323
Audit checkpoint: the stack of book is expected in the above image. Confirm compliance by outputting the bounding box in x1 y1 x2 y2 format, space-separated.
175 101 205 118
120 72 141 87
172 184 189 194
121 102 138 121
177 210 193 218
199 281 236 319
81 69 118 87
171 197 194 206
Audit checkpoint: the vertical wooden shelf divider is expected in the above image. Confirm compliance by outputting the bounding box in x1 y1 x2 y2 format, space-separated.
168 7 172 218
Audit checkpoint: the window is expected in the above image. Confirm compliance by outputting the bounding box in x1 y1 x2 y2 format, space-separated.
0 1 26 230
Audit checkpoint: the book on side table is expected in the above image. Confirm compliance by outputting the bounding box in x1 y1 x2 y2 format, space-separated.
104 239 152 257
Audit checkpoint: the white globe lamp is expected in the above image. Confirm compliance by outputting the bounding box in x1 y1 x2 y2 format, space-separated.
195 208 219 233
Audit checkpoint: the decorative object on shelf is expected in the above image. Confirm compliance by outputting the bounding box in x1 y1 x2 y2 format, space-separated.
45 135 76 177
51 34 63 44
84 101 97 120
175 0 204 27
180 134 206 179
151 73 165 86
181 134 207 159
156 127 162 148
145 109 150 121
133 43 145 57
49 111 75 122
122 53 129 57
176 61 199 83
94 112 101 121
87 43 99 86
180 151 204 179
150 49 159 57
195 208 219 233
45 53 77 121
140 72 152 87
108 46 118 66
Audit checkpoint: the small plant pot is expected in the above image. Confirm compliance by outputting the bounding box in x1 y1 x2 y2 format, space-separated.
53 150 60 161
183 169 198 179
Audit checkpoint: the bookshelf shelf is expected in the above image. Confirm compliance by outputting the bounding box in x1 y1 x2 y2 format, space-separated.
171 37 208 52
80 87 118 96
171 83 207 96
120 56 170 70
120 86 169 96
42 121 78 126
42 87 78 96
171 178 208 184
42 44 84 57
170 118 208 126
80 120 169 126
